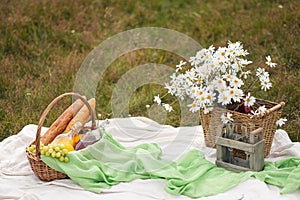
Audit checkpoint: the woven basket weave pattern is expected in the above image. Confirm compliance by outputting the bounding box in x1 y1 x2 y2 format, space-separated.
25 92 97 181
26 146 67 181
200 99 284 157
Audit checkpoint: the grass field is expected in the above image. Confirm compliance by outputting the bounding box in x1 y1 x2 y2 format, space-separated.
0 0 299 142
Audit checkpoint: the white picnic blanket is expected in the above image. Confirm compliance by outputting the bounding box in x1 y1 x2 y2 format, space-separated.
0 117 300 200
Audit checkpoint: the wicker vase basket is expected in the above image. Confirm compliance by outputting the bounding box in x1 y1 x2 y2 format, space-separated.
25 92 97 181
200 99 285 157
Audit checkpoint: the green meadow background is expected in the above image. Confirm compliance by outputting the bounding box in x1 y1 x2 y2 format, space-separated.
0 0 299 142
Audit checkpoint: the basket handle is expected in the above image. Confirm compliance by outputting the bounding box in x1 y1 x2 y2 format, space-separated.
261 102 285 117
34 92 96 157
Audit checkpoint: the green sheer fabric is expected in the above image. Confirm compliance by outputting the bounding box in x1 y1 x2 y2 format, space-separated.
42 131 300 198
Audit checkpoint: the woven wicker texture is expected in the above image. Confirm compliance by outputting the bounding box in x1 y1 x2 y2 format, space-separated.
200 99 284 157
25 92 97 181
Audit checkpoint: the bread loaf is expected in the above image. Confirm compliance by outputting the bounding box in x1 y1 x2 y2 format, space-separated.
40 98 85 145
63 98 96 133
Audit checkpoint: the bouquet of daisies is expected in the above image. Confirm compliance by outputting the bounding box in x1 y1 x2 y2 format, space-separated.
153 41 286 126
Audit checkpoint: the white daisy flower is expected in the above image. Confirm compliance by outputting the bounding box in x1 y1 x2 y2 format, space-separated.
231 88 244 102
241 70 251 79
221 112 234 124
237 48 249 56
230 77 244 88
276 118 287 127
156 41 280 117
176 60 187 72
260 77 272 91
153 95 162 105
203 104 214 114
222 73 234 82
205 91 216 104
217 47 228 58
162 103 173 112
218 90 231 105
196 86 206 97
214 78 226 91
188 86 198 97
188 102 200 113
170 73 177 81
257 105 267 114
256 67 266 77
165 83 175 95
189 56 200 66
228 87 235 99
228 41 242 50
239 59 253 66
250 105 267 118
244 93 256 107
195 49 206 61
265 55 277 68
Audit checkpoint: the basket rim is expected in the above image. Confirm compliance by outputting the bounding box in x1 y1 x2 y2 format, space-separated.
26 141 68 181
200 98 284 119
33 92 97 158
25 144 41 161
25 92 95 181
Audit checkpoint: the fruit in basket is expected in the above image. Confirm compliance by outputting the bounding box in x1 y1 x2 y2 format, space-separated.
51 151 56 158
72 134 83 147
51 135 74 151
28 143 70 163
40 98 86 145
51 121 83 151
28 144 36 153
63 144 74 152
62 148 68 155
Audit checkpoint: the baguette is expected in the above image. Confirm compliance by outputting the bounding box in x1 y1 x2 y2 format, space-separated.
40 98 85 145
63 98 96 133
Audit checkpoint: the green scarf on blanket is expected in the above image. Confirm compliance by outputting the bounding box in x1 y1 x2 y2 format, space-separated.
41 131 300 198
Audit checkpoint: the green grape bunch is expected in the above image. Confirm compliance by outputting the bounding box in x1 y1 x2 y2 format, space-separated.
28 143 70 163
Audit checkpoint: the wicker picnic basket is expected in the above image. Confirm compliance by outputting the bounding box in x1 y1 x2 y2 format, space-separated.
25 92 97 181
200 99 285 157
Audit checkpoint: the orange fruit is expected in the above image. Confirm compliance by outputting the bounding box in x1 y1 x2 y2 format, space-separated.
72 134 83 147
64 144 74 152
52 136 74 152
